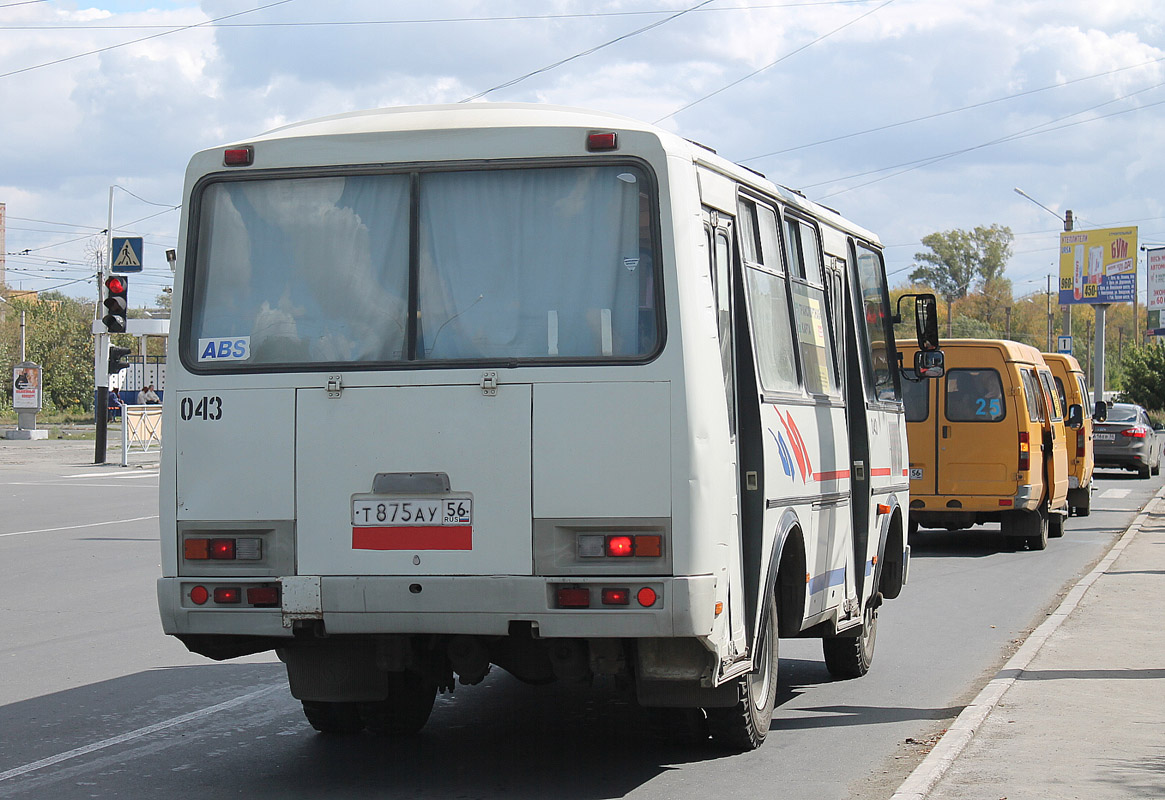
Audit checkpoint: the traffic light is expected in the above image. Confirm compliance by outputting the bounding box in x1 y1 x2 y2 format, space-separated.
102 275 128 333
108 346 132 375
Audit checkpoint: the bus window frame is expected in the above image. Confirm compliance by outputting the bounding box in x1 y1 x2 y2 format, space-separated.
736 194 805 401
847 238 902 407
781 210 841 397
178 156 668 375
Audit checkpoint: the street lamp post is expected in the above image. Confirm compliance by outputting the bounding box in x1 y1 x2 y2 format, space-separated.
1014 188 1074 341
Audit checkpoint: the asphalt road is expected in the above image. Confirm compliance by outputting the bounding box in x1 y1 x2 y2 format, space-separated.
0 451 1159 800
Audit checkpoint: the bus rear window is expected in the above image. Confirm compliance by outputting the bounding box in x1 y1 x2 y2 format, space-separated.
945 369 1005 422
184 164 660 369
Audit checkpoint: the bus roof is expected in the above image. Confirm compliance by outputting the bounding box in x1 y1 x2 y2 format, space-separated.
1041 352 1084 373
226 103 879 246
922 338 1048 365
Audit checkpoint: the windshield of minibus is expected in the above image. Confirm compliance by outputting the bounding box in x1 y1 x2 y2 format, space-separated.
184 164 660 368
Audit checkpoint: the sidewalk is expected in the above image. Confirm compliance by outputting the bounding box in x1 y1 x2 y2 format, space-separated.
0 427 159 468
894 489 1165 800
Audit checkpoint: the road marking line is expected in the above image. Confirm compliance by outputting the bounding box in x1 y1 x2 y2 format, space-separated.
0 686 280 783
63 472 158 479
1099 488 1131 499
0 515 158 538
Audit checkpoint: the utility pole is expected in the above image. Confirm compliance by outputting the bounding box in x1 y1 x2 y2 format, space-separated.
1063 210 1073 340
1046 275 1053 351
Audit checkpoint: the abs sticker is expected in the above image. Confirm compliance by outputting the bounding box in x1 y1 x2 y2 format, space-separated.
198 337 250 362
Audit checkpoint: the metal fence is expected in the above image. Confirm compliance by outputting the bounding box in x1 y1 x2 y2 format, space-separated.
121 405 162 467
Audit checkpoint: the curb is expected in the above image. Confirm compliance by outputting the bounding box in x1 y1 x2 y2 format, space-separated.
889 484 1165 800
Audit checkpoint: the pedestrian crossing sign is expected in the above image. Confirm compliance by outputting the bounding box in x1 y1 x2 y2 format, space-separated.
111 237 143 272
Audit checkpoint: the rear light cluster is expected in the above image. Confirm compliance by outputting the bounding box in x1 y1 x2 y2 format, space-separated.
576 534 663 559
556 585 658 609
188 584 279 607
1077 430 1087 458
1121 426 1150 439
184 537 262 560
1018 431 1031 471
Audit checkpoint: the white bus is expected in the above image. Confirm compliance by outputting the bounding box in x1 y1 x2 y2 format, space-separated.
157 104 940 750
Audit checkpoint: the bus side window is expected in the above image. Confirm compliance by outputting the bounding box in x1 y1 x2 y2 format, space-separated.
900 369 929 421
738 197 799 394
1076 375 1093 416
851 242 899 402
785 218 838 396
1020 370 1046 423
709 222 736 439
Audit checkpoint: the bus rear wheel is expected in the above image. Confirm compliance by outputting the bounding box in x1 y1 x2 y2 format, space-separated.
823 600 878 679
707 594 778 751
302 701 365 734
360 671 437 737
1003 507 1048 551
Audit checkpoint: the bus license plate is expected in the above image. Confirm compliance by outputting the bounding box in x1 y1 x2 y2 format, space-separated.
352 497 472 527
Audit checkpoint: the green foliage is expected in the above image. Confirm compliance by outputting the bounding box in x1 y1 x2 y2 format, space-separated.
1116 342 1165 412
910 225 1014 301
0 292 97 411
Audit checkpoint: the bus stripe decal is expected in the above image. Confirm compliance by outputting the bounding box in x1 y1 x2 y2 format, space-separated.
353 526 472 550
813 469 851 481
808 567 846 595
776 410 809 483
870 467 893 477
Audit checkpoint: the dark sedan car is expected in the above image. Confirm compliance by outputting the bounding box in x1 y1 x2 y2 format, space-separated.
1093 402 1162 478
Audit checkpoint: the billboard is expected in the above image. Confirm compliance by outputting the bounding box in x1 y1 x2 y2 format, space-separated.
1147 247 1165 312
1058 226 1138 305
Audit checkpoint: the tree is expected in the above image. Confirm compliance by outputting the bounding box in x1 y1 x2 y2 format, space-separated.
1117 342 1165 411
0 292 96 411
910 225 1014 301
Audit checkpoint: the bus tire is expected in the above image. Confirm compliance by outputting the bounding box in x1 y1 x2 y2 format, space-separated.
707 594 777 751
360 671 437 737
302 701 365 734
1004 507 1048 551
1069 486 1091 517
1048 511 1065 538
823 600 878 680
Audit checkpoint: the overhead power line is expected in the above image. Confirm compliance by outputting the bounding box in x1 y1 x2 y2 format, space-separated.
741 54 1165 162
654 0 897 123
0 0 298 80
810 80 1165 200
460 0 717 103
0 2 872 30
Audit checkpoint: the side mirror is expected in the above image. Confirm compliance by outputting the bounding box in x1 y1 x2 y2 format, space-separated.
1066 403 1084 430
895 292 941 352
915 349 945 379
1093 400 1108 422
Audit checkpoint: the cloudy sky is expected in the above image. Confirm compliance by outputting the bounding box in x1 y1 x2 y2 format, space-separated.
1 0 1162 309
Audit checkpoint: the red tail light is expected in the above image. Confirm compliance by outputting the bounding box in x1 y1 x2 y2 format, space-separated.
1077 430 1086 458
223 146 253 166
1121 426 1149 438
586 132 618 151
1018 431 1031 471
213 587 241 604
557 588 590 608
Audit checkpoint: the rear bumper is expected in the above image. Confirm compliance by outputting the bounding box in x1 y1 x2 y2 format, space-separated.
158 574 718 641
910 491 1039 516
1094 449 1152 469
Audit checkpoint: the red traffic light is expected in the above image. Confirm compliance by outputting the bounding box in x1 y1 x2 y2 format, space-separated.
102 275 129 333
